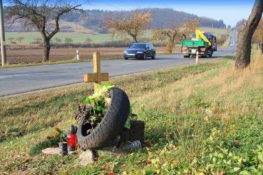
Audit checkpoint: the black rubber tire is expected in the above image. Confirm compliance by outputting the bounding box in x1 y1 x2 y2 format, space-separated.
206 54 212 58
124 57 128 60
77 87 130 150
152 54 156 59
143 54 147 60
206 51 213 58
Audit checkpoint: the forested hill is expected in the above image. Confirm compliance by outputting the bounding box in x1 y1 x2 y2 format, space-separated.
61 8 226 32
5 8 226 32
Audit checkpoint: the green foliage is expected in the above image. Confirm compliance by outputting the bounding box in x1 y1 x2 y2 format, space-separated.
82 83 114 123
6 32 118 44
190 116 263 174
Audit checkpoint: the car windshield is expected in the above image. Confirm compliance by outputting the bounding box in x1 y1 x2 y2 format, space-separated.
129 44 146 49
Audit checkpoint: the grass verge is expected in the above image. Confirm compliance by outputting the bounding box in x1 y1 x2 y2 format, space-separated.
1 51 263 174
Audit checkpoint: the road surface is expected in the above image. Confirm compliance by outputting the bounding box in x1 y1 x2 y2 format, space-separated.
0 47 235 97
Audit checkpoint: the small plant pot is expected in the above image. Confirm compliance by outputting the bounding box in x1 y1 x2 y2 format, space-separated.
128 120 145 143
59 142 68 156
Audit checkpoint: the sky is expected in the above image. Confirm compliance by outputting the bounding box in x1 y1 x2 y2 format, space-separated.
83 0 255 27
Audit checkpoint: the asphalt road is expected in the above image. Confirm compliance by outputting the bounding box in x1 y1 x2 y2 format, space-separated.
0 46 236 97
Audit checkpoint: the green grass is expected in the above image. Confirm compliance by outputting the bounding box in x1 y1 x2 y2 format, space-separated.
6 31 150 44
1 59 82 68
200 27 229 36
1 51 263 174
6 27 228 45
6 32 115 44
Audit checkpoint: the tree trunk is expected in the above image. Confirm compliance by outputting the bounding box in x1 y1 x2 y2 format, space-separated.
130 34 138 43
133 36 138 43
167 41 174 54
235 0 263 69
43 38 51 62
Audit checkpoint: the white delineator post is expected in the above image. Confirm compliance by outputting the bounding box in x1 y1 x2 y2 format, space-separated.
76 50 80 61
196 51 199 64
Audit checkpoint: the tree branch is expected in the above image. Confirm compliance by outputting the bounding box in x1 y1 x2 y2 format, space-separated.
47 5 80 39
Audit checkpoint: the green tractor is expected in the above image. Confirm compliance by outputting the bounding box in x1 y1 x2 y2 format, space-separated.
182 29 217 58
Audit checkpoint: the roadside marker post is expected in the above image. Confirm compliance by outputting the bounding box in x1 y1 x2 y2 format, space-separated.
196 51 199 64
84 52 109 91
76 50 80 61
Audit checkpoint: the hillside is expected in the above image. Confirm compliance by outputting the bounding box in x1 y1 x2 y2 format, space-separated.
63 8 226 32
4 8 226 32
5 19 96 33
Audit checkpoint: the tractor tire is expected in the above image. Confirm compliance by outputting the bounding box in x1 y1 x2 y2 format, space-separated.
77 87 130 150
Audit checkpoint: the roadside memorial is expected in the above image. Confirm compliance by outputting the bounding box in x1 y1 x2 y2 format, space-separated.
41 52 145 166
78 52 145 151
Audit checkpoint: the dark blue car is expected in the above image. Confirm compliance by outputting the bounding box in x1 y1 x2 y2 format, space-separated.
123 43 156 60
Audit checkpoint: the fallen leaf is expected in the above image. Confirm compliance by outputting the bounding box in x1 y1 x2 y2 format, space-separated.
104 163 110 170
233 140 240 147
54 127 62 134
46 135 55 139
144 140 152 147
140 159 152 165
21 157 32 164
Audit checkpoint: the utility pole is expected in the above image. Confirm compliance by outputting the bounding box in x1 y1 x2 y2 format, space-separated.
0 0 6 66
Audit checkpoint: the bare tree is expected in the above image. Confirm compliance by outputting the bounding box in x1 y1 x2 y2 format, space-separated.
106 11 152 43
7 0 80 62
64 37 73 44
152 20 199 54
16 36 24 43
235 0 263 69
84 38 92 44
179 19 200 40
253 18 263 52
152 28 179 54
8 37 15 44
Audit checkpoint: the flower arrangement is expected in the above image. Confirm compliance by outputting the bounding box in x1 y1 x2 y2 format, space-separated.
76 83 114 129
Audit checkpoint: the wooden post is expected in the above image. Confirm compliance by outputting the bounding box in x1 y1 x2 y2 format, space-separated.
196 51 199 64
84 52 109 91
93 52 101 90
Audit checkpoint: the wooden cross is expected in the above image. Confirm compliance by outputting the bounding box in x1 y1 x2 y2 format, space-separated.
84 52 109 91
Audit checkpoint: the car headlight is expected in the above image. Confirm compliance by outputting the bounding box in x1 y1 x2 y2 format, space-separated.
123 50 127 54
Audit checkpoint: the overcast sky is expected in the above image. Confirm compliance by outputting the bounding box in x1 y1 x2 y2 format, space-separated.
83 0 255 27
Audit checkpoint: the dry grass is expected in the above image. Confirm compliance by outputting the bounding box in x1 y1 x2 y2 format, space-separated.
1 51 263 174
133 49 263 118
